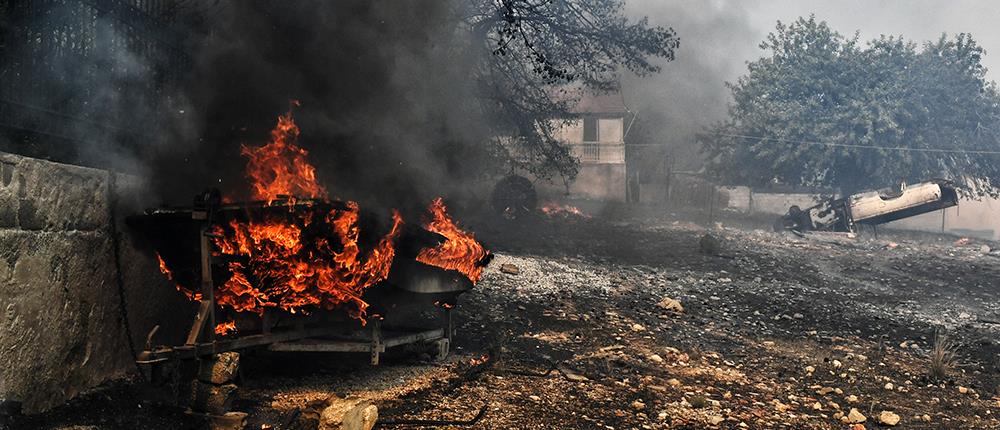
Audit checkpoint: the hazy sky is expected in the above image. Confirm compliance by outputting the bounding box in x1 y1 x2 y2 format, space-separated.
621 1 1000 149
748 1 1000 74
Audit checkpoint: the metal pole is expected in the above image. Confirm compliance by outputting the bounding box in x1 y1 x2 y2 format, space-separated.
941 208 946 233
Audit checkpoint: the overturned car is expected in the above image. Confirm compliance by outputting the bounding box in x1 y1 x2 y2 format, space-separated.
774 180 959 233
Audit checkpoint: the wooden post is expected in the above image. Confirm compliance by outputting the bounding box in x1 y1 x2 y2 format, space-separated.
201 227 217 343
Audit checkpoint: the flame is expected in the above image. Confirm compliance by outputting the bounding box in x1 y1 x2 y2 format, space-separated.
201 107 407 320
215 320 237 336
241 107 327 203
156 252 202 301
540 202 589 218
212 204 404 320
416 198 490 283
153 106 489 323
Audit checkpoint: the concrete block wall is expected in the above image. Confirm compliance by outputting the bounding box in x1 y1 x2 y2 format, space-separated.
719 187 819 215
0 152 193 413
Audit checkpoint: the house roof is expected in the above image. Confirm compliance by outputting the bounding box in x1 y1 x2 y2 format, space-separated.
569 91 628 115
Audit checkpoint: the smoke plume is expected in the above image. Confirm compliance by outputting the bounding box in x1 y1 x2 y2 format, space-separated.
148 1 490 217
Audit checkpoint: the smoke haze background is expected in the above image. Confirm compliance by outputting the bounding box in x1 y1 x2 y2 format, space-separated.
11 1 1000 211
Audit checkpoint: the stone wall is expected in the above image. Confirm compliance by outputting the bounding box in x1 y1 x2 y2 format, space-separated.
0 152 193 413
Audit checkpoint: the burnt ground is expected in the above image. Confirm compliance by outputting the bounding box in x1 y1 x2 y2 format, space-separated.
12 207 1000 429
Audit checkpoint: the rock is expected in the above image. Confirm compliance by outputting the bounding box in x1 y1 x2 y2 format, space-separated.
500 263 520 275
878 410 901 426
773 400 789 413
707 415 724 425
981 245 992 253
833 360 843 368
816 387 834 396
529 395 541 402
846 395 859 404
190 382 238 415
884 382 894 391
631 400 646 411
648 354 664 363
846 408 866 423
666 378 682 387
198 352 241 385
811 402 822 411
921 414 932 422
319 398 378 430
631 323 646 332
958 386 969 394
805 365 815 374
657 297 684 313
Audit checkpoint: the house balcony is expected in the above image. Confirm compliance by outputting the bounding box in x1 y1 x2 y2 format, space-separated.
568 143 625 164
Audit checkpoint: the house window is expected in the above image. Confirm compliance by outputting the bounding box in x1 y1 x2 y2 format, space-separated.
583 117 598 142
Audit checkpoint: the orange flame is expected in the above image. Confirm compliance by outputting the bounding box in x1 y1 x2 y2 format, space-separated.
540 202 589 218
156 252 202 301
212 203 404 320
241 107 327 203
201 108 407 320
154 106 489 323
215 320 237 336
416 198 490 283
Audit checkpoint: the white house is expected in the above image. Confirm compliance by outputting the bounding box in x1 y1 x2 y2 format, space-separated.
544 91 629 201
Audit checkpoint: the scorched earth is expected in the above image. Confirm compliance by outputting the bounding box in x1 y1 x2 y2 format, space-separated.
22 208 1000 430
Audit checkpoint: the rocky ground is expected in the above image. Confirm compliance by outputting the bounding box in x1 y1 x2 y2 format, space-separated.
14 207 1000 429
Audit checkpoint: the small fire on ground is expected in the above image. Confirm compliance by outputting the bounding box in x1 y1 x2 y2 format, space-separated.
540 202 590 218
157 104 489 323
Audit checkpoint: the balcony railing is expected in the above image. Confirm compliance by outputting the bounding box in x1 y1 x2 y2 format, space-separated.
568 143 625 164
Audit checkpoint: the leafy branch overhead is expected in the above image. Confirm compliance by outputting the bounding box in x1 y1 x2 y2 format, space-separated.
705 16 1000 197
464 0 680 180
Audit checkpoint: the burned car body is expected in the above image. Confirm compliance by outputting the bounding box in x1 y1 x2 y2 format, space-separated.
774 180 959 233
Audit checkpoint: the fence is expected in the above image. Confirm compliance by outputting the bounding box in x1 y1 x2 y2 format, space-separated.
0 0 197 162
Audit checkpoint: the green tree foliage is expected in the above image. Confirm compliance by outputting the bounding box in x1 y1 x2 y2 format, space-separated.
705 16 1000 196
464 0 680 181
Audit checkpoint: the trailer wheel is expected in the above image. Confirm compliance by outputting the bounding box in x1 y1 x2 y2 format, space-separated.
490 175 537 218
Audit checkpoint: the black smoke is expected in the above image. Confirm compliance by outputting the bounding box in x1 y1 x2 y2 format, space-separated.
149 1 495 217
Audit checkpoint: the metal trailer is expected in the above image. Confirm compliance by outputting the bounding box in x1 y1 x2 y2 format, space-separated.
128 192 480 369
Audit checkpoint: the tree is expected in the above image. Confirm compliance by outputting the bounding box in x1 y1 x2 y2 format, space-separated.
704 16 1000 196
463 0 680 181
